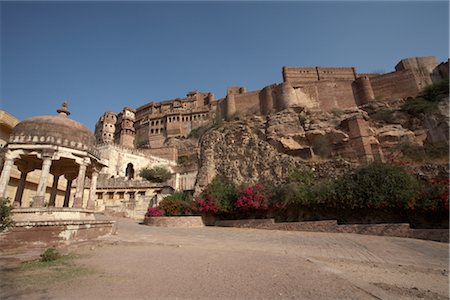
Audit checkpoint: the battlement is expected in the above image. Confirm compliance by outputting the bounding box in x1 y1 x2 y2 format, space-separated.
96 55 446 150
283 66 357 86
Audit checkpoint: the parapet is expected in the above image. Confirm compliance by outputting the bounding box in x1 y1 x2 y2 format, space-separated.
227 86 246 95
283 66 357 86
395 56 437 73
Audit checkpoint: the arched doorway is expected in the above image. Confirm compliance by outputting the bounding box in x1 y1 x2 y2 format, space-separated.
125 163 134 180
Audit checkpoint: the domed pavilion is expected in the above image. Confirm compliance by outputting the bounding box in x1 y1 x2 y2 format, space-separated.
0 102 104 210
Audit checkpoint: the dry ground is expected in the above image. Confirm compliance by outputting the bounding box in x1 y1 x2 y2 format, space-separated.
1 217 448 299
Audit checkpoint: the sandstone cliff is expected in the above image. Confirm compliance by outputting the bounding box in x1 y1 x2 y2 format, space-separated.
194 95 449 194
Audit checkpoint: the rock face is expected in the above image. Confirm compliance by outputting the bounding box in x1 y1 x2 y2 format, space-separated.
195 116 301 193
194 109 370 194
195 92 449 194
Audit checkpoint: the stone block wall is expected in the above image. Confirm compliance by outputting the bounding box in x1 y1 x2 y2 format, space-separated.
370 69 422 101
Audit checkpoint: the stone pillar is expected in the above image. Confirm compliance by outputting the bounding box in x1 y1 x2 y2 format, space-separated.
63 176 74 208
48 174 61 207
13 163 35 207
73 163 87 208
32 155 53 207
87 171 98 210
0 154 14 199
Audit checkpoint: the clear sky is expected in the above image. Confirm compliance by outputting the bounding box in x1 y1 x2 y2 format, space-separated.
1 1 449 130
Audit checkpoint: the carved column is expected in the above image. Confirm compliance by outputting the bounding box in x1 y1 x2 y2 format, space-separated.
73 162 88 208
86 170 98 210
13 163 35 208
32 153 53 207
63 173 76 208
0 152 14 199
48 174 61 207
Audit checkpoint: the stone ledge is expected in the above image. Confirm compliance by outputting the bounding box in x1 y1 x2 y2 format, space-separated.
0 220 116 248
14 220 116 227
143 216 204 228
214 219 449 243
12 208 98 222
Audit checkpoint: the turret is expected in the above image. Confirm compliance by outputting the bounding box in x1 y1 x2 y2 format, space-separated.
225 92 236 121
353 76 375 105
275 82 297 111
260 85 275 115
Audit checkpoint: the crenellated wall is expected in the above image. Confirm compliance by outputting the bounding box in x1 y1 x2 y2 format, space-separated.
96 56 447 149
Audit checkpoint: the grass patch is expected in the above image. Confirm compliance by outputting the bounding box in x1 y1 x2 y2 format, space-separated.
0 251 93 296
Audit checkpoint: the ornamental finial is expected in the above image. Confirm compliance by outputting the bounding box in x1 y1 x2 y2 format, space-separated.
57 101 71 116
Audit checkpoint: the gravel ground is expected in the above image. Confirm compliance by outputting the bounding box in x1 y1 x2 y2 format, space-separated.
1 217 448 299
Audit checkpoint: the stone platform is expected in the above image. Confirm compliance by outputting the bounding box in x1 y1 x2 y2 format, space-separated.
0 208 116 248
143 216 204 228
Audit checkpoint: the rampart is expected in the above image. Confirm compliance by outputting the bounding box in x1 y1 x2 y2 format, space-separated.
95 56 446 151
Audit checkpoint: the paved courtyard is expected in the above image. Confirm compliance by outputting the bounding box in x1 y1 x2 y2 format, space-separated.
1 217 449 299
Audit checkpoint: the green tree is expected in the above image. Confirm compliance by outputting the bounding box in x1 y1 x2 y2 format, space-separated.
333 163 419 209
140 166 172 183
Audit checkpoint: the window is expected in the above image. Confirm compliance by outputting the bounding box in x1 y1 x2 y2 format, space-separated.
125 163 135 180
108 192 114 199
118 192 125 199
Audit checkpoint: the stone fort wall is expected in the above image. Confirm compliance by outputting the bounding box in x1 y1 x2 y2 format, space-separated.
95 56 448 156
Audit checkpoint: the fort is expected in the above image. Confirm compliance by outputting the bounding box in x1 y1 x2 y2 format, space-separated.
95 56 449 152
0 55 448 245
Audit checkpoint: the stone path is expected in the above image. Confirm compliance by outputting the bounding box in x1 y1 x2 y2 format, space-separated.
1 217 448 299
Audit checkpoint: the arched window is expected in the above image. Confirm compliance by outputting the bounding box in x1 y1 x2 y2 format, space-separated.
125 163 135 180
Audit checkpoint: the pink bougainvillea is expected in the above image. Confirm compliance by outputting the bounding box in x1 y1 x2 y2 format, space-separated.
147 207 164 217
195 195 218 213
235 183 269 211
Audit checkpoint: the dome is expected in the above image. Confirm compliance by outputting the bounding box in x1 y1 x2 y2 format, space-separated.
9 102 96 154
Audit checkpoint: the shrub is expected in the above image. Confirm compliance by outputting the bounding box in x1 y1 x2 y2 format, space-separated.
235 183 269 211
195 195 218 214
196 176 237 214
188 125 210 139
147 207 164 217
401 79 449 116
371 109 395 123
413 177 449 212
394 142 449 163
158 192 193 216
177 155 198 166
272 169 332 209
420 79 449 103
401 98 439 116
140 166 172 183
40 248 61 262
333 163 419 209
312 136 332 158
0 198 13 231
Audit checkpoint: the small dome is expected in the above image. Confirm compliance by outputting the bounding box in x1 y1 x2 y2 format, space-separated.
9 102 96 154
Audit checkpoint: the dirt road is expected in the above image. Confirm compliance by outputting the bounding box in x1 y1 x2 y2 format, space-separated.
1 218 448 299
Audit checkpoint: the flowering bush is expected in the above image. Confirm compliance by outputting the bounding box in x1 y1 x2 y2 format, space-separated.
195 177 236 215
158 192 194 216
147 207 164 217
413 177 449 212
195 195 218 213
235 183 269 211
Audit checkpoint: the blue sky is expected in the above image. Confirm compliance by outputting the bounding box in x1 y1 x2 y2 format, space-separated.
1 1 449 130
